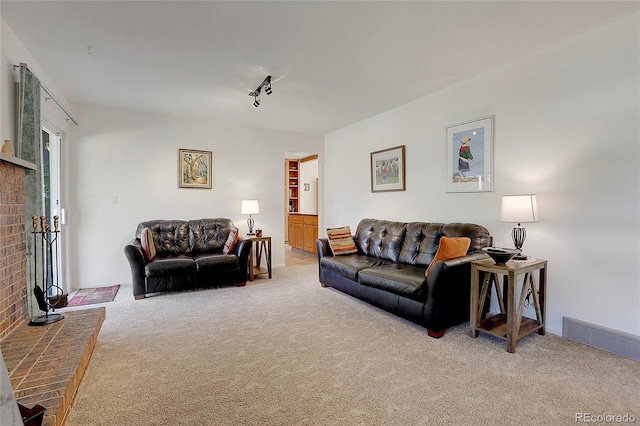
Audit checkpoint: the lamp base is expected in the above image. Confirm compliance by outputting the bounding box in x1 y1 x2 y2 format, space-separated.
246 232 255 236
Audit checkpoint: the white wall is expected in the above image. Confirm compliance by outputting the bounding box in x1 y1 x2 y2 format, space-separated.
323 15 640 336
1 19 73 149
299 158 318 214
69 104 323 288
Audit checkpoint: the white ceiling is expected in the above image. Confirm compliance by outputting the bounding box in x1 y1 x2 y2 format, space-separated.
2 1 637 135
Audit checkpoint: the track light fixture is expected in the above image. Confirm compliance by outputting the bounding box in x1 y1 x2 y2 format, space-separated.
249 76 272 107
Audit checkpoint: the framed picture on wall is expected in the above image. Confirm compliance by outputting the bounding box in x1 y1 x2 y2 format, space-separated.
178 148 212 189
370 145 406 192
446 116 494 193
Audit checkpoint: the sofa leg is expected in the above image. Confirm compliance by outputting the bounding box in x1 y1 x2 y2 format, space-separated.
134 294 145 300
237 282 246 287
427 329 446 339
320 282 326 288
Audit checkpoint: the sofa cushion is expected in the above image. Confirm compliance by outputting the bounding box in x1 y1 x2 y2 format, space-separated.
223 227 239 254
319 255 391 281
140 227 156 261
358 263 429 302
425 236 471 276
398 222 442 266
145 255 196 278
194 253 238 270
354 219 406 262
326 226 358 255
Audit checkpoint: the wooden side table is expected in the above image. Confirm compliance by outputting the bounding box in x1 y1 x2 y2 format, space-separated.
248 236 272 281
470 257 547 353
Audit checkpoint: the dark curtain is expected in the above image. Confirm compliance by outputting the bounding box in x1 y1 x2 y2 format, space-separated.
18 63 43 316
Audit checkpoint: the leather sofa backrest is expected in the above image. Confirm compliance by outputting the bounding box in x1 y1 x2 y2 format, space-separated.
441 222 491 252
355 219 407 262
356 219 491 266
136 218 236 255
399 222 442 266
136 220 190 255
188 218 234 253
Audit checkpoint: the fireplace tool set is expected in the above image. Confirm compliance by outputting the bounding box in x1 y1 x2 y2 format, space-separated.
28 215 65 326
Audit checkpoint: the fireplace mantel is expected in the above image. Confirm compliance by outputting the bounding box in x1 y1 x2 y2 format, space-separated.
0 153 36 170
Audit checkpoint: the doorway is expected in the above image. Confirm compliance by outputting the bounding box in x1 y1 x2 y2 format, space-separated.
284 152 319 265
41 127 66 295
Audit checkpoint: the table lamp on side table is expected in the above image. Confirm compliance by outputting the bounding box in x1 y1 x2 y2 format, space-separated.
500 194 538 260
241 199 260 236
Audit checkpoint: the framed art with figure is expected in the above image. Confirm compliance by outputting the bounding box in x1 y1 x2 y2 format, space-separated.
370 145 406 192
178 148 212 189
446 116 493 193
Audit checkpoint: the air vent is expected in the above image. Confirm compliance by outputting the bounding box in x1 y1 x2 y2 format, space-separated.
563 317 639 362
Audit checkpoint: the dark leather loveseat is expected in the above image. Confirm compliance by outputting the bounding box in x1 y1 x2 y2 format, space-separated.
316 218 491 337
124 218 252 299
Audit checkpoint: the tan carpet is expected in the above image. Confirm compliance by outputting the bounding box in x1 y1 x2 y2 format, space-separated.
66 264 639 425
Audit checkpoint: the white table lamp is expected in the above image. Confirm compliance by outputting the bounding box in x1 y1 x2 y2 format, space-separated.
500 194 538 257
241 199 260 235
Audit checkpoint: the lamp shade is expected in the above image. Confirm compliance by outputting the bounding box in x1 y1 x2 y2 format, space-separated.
500 194 538 223
241 199 260 215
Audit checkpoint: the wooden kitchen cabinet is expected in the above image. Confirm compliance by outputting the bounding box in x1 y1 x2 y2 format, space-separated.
288 214 317 254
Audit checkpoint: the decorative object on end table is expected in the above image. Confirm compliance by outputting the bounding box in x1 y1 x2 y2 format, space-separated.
178 148 212 189
501 194 538 259
370 145 406 192
241 199 260 235
446 116 494 193
482 247 521 264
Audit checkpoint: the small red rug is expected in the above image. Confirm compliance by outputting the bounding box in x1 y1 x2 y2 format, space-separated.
67 285 120 307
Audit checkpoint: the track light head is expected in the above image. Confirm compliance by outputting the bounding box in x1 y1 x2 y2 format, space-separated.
249 76 273 106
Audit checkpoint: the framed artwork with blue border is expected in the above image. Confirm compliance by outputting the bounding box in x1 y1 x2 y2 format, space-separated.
446 116 494 193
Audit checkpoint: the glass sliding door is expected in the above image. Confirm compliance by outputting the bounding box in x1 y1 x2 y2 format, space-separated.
41 127 65 296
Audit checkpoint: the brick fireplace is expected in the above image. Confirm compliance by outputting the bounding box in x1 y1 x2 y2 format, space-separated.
1 153 107 425
0 155 34 339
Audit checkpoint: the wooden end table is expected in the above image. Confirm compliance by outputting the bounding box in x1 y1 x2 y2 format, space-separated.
470 257 547 353
248 236 272 281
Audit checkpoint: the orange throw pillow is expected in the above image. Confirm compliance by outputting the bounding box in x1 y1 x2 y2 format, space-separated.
425 236 471 277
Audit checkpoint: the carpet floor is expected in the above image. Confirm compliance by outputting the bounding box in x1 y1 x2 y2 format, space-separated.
66 265 639 425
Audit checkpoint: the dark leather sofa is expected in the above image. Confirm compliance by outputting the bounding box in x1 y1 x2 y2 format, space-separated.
124 218 252 299
316 218 491 337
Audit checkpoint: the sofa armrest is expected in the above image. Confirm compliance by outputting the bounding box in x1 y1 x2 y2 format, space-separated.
124 238 147 298
234 238 252 280
439 252 489 269
316 238 331 260
422 251 490 331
